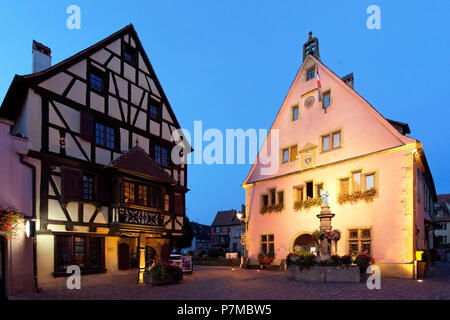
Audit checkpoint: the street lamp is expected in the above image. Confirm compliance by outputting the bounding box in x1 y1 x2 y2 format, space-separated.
235 205 248 269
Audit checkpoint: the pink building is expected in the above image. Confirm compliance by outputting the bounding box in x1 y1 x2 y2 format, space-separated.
241 33 436 278
0 118 35 296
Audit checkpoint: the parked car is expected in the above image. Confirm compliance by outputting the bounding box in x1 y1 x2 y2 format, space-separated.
169 254 193 274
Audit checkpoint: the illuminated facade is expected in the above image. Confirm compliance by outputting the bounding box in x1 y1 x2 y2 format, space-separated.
241 33 436 278
0 25 190 290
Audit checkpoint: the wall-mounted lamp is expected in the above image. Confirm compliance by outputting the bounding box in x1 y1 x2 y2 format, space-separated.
25 220 36 238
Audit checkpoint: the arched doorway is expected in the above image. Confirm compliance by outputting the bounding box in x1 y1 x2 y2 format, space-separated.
293 234 316 254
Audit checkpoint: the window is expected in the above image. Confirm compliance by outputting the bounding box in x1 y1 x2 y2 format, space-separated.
123 43 137 66
216 227 221 233
138 184 148 206
365 174 375 190
82 175 94 201
323 92 331 108
340 178 349 194
148 186 162 208
282 148 289 164
149 104 159 120
89 68 105 93
306 68 315 81
292 106 299 121
270 189 276 205
352 171 362 192
294 186 304 202
55 235 104 274
322 131 341 152
290 145 298 161
162 147 168 166
277 191 284 205
124 182 135 204
306 182 313 199
261 234 274 255
155 145 161 164
95 122 115 150
316 184 323 197
282 145 297 163
348 228 372 255
262 194 269 207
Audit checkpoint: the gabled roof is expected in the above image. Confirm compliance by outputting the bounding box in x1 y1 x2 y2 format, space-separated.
211 210 241 227
0 24 185 142
108 146 177 184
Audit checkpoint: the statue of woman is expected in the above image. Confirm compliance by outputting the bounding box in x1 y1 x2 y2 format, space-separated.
320 189 329 207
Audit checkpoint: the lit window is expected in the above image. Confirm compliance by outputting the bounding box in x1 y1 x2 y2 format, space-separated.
138 185 148 206
323 92 331 108
124 182 135 204
365 174 375 190
292 106 299 121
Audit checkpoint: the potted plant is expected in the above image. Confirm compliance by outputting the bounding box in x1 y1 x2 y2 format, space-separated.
143 258 183 286
354 253 375 274
257 251 275 269
0 208 24 240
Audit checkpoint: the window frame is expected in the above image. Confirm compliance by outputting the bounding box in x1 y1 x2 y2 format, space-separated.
322 90 331 109
82 174 94 201
321 130 341 153
54 234 105 276
88 66 106 95
347 228 372 255
281 145 298 164
94 121 118 151
122 41 138 67
122 180 162 209
306 67 315 81
291 105 299 121
260 234 275 255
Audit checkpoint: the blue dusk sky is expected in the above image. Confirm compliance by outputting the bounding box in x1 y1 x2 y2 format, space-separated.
0 1 449 225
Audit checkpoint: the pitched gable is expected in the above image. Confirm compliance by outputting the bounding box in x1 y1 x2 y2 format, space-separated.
244 55 416 185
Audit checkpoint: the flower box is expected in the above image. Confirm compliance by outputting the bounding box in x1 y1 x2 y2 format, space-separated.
294 266 325 282
144 272 182 286
291 266 360 283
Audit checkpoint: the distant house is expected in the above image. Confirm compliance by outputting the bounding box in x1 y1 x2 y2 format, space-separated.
435 194 450 246
180 222 211 255
211 210 245 253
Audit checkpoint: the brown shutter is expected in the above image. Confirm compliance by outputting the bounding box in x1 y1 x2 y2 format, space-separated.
174 194 184 215
80 111 94 141
96 174 110 204
62 168 81 199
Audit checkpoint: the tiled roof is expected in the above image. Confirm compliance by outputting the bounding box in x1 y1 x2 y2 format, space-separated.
211 210 241 227
108 146 177 184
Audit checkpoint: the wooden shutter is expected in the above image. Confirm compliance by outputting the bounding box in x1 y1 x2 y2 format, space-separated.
80 111 94 141
62 168 81 199
174 194 184 215
96 174 110 204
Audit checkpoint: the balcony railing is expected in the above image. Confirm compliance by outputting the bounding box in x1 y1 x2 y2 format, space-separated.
115 207 163 227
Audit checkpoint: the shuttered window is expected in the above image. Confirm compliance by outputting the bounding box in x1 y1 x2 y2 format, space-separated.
80 111 94 141
63 169 81 199
174 194 184 215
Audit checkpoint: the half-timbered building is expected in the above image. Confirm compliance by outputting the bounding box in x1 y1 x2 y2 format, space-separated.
0 25 190 288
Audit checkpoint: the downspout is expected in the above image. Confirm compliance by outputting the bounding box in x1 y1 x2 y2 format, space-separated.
19 156 39 293
412 147 419 279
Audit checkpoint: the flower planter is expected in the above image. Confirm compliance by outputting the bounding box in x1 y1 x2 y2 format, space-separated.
144 272 182 286
292 265 360 283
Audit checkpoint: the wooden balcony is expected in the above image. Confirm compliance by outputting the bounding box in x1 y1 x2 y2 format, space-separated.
111 207 164 233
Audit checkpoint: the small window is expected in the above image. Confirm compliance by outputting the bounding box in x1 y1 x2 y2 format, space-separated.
340 178 349 194
95 122 116 150
306 68 315 81
162 147 168 167
262 194 269 207
123 43 137 66
362 229 371 238
306 182 313 199
352 171 362 192
292 106 299 121
277 191 284 205
89 68 105 93
323 92 331 108
290 145 298 161
294 186 304 202
282 149 289 164
138 184 148 206
322 130 341 152
261 234 274 255
149 104 159 120
365 174 375 190
349 230 359 239
82 175 94 201
155 145 161 164
270 189 276 205
124 182 135 204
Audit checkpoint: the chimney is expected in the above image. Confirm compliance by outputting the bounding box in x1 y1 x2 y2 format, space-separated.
32 40 52 73
341 73 354 89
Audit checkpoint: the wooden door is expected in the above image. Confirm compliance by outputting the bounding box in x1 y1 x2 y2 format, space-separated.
118 243 130 270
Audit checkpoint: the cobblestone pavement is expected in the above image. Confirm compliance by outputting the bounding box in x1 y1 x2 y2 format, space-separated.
10 262 450 300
